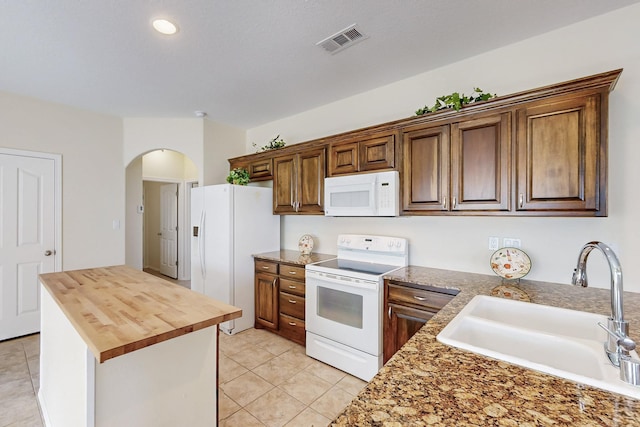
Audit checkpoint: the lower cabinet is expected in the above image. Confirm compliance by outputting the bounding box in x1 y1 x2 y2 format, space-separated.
254 259 306 345
383 280 457 363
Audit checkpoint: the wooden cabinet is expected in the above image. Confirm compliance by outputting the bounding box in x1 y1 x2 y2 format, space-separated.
247 158 273 180
228 157 273 181
402 112 511 213
273 148 326 214
329 131 396 176
278 264 306 345
383 280 457 363
254 259 307 345
254 260 279 330
516 93 604 214
229 69 620 217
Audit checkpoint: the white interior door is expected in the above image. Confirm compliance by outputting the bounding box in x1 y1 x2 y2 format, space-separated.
159 183 178 279
0 152 57 340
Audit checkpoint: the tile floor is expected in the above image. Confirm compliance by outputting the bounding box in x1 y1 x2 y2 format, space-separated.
0 333 43 426
218 328 366 426
0 328 365 427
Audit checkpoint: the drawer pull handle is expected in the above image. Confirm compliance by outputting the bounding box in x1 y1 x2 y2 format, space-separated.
262 266 270 270
288 322 297 326
388 306 392 319
413 296 427 301
288 299 297 304
288 271 297 275
288 285 297 289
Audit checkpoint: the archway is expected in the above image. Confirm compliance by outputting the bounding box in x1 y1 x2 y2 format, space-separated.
125 149 198 283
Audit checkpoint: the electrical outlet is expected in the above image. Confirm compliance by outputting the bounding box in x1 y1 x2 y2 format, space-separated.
488 236 499 250
503 238 521 248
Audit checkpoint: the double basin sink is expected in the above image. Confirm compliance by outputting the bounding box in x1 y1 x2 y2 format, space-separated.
437 295 640 399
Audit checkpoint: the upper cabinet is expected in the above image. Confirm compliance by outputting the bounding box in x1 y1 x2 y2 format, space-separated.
328 131 396 176
273 148 326 214
228 69 621 217
229 157 273 181
515 93 603 214
402 112 511 213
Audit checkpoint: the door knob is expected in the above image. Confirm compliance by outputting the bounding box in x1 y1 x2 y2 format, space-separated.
44 250 55 256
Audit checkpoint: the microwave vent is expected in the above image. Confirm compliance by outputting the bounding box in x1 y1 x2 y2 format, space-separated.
316 24 368 54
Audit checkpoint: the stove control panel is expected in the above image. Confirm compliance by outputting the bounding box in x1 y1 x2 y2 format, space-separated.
337 234 407 254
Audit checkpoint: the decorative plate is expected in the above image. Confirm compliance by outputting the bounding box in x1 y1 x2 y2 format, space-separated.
490 247 531 280
298 234 314 255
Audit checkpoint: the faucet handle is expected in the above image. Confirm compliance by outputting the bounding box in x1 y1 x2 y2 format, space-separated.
598 322 637 352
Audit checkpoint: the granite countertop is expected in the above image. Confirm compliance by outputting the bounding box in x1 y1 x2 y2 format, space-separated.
39 265 241 363
333 266 640 426
253 249 336 265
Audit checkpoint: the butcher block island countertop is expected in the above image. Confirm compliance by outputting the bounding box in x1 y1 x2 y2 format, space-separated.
333 266 640 427
38 265 242 427
39 265 242 362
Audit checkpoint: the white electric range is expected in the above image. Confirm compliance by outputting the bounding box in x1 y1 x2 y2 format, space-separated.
305 234 408 381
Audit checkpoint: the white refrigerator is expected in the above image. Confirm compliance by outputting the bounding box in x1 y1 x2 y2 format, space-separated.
191 184 280 335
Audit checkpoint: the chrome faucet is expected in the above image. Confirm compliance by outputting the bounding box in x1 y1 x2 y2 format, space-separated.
572 241 640 386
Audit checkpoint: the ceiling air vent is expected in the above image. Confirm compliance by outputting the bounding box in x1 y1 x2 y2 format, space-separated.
316 24 368 54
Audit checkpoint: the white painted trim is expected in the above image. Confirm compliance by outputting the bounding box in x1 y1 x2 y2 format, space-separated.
37 389 52 427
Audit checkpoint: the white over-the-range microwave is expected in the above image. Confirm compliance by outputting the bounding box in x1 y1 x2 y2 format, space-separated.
324 170 399 217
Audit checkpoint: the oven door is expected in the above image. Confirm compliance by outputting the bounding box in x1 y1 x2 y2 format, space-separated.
305 269 381 355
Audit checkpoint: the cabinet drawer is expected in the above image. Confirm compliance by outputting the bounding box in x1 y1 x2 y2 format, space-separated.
388 283 454 311
279 313 305 345
279 264 305 280
280 278 305 297
255 260 278 274
279 292 305 319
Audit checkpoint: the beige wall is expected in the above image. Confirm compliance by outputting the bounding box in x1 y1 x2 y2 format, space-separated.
123 118 204 180
125 156 143 269
247 4 640 292
142 181 163 270
122 119 245 276
0 92 124 270
203 119 246 185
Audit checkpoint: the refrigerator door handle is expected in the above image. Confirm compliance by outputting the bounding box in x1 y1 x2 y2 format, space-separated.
199 210 206 279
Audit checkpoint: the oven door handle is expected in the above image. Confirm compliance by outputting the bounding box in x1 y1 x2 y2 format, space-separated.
306 270 378 291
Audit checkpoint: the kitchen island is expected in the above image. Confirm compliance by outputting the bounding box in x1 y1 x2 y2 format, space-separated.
333 266 640 426
38 265 241 427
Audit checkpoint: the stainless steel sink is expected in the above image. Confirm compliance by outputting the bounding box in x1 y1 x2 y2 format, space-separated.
436 295 640 399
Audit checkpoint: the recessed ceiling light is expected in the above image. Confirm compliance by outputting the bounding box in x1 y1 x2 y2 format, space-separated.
152 19 179 35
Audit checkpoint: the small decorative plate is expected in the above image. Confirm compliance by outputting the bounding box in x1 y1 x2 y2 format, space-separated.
490 247 531 280
298 234 314 255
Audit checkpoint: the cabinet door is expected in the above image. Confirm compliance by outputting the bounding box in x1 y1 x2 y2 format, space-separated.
255 272 279 330
402 124 450 212
516 94 602 213
383 303 436 363
329 141 359 176
360 133 395 172
451 112 511 211
248 158 273 181
273 154 297 214
296 148 326 214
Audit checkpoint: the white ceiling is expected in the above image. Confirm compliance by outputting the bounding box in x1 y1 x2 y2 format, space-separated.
1 0 638 129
